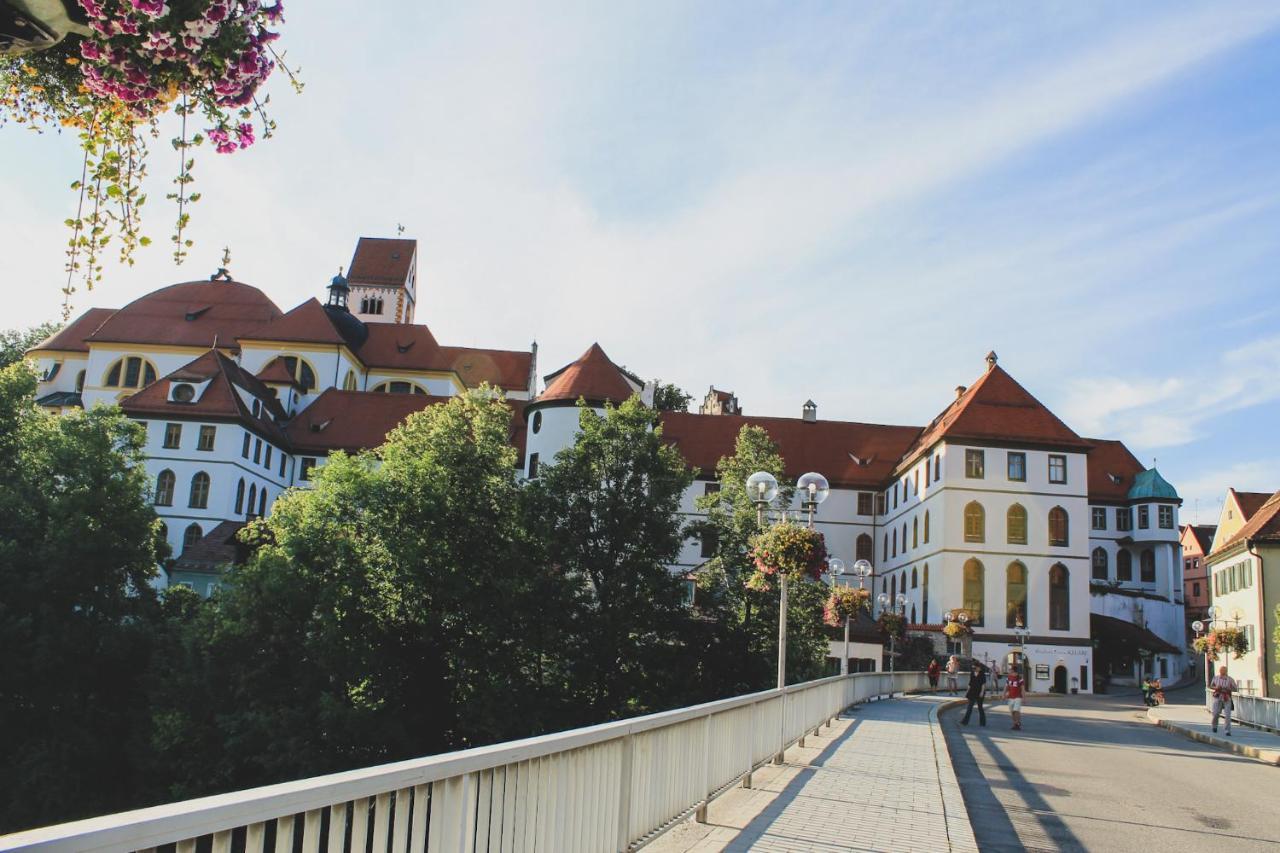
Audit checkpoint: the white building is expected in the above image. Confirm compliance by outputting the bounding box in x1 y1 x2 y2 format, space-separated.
28 242 1186 690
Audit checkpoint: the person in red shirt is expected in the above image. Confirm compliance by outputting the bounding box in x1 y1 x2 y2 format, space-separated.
927 658 941 691
1006 669 1025 730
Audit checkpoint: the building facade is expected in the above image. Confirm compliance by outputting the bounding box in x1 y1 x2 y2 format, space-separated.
1181 524 1216 643
28 241 1186 690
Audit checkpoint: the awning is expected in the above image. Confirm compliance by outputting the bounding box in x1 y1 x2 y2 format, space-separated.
1090 613 1180 655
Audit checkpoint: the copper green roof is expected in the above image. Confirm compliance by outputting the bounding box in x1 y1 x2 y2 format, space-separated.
1127 468 1178 500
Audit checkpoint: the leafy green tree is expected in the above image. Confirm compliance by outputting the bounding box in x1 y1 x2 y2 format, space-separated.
0 362 167 832
148 390 578 798
652 381 693 412
0 321 62 370
691 425 830 691
525 397 697 719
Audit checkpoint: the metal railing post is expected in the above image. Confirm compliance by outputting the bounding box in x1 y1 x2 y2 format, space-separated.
616 734 634 853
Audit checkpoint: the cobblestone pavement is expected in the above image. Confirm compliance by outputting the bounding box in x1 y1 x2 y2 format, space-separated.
942 687 1280 853
647 694 977 852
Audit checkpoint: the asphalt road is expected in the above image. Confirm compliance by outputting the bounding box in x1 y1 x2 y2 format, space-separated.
940 684 1280 852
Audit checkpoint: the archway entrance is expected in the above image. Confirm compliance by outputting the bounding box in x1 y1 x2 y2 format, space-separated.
1053 665 1068 693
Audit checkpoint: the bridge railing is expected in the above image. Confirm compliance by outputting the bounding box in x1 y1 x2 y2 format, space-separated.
1 670 928 853
1208 688 1280 732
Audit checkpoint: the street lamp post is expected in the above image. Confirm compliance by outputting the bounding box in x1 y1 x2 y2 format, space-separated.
1010 617 1031 685
835 558 873 676
878 591 908 693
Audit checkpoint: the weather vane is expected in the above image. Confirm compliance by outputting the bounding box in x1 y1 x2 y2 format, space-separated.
209 246 233 281
396 222 405 236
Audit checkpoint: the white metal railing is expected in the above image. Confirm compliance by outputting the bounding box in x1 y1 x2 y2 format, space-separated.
1 671 928 853
1207 688 1280 732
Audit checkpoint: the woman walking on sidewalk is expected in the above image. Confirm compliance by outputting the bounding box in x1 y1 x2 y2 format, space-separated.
945 655 960 695
1210 666 1238 736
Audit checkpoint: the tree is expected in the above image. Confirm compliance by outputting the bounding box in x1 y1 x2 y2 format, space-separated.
0 362 167 832
525 397 697 719
147 390 578 799
652 381 694 412
691 425 830 692
0 321 62 370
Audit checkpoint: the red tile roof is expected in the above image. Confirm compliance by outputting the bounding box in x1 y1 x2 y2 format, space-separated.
87 280 282 349
286 389 527 456
1218 490 1280 551
437 345 532 391
252 298 347 345
357 323 443 371
658 411 921 488
1231 489 1272 522
1182 524 1217 555
29 307 116 353
173 521 248 574
121 349 289 444
255 358 300 387
898 364 1089 469
539 343 637 404
348 238 416 286
1084 438 1146 502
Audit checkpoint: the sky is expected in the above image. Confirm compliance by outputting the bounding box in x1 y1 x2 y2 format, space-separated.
5 1 1280 522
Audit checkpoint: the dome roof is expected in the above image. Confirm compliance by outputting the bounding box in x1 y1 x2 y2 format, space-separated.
1127 468 1179 501
323 303 369 349
87 279 282 349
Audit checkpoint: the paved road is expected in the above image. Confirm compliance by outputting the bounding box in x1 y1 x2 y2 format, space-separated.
941 684 1280 852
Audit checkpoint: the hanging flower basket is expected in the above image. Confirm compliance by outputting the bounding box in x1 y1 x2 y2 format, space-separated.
877 611 905 639
1193 627 1249 661
823 586 870 627
744 520 828 592
943 621 973 640
1 0 300 308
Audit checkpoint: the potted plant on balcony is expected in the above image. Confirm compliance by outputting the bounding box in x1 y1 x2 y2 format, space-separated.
1 0 300 308
744 519 828 592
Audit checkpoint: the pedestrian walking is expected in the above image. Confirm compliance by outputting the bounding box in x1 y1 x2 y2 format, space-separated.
927 658 941 692
1141 675 1154 707
1006 668 1025 730
945 655 960 695
960 662 988 726
1210 666 1238 736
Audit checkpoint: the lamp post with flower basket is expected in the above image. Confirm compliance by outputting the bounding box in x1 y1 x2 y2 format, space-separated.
826 559 872 675
1191 606 1250 672
878 591 909 692
943 609 973 660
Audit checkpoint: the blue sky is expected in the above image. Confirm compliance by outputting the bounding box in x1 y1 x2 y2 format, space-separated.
5 1 1280 521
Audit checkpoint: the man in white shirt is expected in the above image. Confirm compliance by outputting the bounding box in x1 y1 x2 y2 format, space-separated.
1210 666 1238 736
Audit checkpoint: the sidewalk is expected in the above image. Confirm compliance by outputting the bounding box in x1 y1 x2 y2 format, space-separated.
647 695 978 852
1148 702 1280 765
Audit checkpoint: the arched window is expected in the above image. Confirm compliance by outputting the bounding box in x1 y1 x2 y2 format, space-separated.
372 381 427 395
964 502 985 543
923 511 930 543
182 522 202 551
933 454 940 480
75 370 86 392
911 603 917 624
1049 564 1070 630
912 517 919 548
892 529 897 557
963 558 985 626
154 469 175 506
1140 549 1156 583
901 522 907 551
234 478 245 514
1006 562 1027 628
882 534 888 562
922 564 929 622
247 483 257 516
258 487 267 516
103 355 157 390
891 574 897 599
342 370 358 391
1006 504 1027 545
1048 506 1069 546
188 472 210 508
278 356 317 393
1092 547 1108 580
1117 549 1133 582
911 566 918 588
856 534 873 564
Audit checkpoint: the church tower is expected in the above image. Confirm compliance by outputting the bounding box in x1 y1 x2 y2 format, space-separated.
346 237 418 324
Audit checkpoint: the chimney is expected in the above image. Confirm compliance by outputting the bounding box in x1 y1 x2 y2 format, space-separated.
985 350 998 371
802 400 817 422
955 385 967 400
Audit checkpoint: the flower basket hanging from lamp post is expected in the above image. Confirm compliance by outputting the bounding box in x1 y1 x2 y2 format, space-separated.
876 610 905 639
824 585 870 627
943 620 973 640
1192 626 1249 661
745 519 828 592
1 0 301 310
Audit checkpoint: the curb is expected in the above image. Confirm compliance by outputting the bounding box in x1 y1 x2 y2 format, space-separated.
1147 709 1280 766
926 698 980 852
